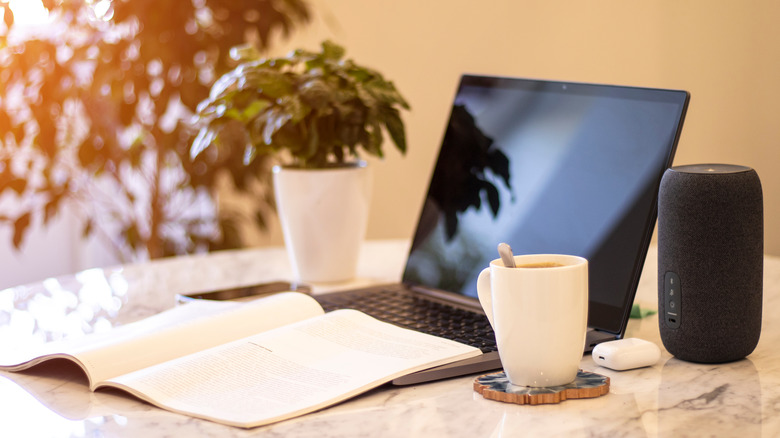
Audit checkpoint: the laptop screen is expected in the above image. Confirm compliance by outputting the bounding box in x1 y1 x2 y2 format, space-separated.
403 75 689 334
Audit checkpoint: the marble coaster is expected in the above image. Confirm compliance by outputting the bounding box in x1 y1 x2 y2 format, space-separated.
473 370 610 405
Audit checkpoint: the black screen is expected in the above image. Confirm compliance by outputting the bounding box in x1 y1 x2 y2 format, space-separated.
403 75 689 334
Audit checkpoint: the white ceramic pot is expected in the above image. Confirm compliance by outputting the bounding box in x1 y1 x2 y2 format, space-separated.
272 162 372 283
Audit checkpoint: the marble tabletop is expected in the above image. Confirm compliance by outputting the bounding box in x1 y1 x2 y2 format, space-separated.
1 240 779 437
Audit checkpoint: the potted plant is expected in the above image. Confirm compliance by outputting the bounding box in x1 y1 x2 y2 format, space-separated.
191 40 410 282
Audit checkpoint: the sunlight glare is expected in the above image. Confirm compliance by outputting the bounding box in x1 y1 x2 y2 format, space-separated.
8 0 49 27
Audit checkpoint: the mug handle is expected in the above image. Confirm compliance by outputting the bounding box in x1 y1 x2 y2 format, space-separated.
476 267 495 329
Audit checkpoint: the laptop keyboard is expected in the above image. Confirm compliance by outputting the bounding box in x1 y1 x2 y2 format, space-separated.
315 287 498 353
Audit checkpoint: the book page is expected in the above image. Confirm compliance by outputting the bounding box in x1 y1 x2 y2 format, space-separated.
103 309 481 428
0 292 323 388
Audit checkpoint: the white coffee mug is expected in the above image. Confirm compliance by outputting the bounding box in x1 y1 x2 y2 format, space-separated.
477 254 588 387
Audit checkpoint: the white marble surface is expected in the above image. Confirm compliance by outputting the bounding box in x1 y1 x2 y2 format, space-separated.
1 240 779 437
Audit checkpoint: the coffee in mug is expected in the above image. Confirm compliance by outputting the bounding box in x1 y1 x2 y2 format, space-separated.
516 262 565 268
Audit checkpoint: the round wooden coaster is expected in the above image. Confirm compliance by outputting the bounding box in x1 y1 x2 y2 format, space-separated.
473 370 610 405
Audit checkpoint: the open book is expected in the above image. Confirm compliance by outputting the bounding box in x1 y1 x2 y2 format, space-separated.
0 292 480 428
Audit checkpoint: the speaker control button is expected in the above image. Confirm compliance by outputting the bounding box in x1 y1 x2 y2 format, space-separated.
664 272 681 329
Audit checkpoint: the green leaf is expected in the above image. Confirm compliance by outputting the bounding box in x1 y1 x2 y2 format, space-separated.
208 70 241 101
36 122 58 158
243 144 257 166
123 224 141 252
119 101 135 126
321 40 345 60
355 82 378 108
13 212 31 249
190 127 216 160
363 78 410 109
78 139 98 167
8 178 26 195
0 110 13 140
630 303 658 319
82 220 94 239
241 69 294 99
382 107 407 154
241 99 272 121
346 65 372 83
280 95 310 123
2 4 14 29
261 107 293 145
365 121 384 157
229 44 262 62
298 78 332 109
43 193 63 224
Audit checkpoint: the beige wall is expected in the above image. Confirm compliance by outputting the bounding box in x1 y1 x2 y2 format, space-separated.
3 1 777 289
255 0 780 255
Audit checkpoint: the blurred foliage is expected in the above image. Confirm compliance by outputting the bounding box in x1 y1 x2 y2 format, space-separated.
0 0 309 261
191 40 409 169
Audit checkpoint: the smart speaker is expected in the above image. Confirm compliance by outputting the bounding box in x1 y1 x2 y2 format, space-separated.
657 164 763 363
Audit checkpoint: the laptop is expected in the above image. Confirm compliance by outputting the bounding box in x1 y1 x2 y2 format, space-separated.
316 74 690 385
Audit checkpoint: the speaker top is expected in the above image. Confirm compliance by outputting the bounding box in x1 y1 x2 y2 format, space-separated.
670 164 753 175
